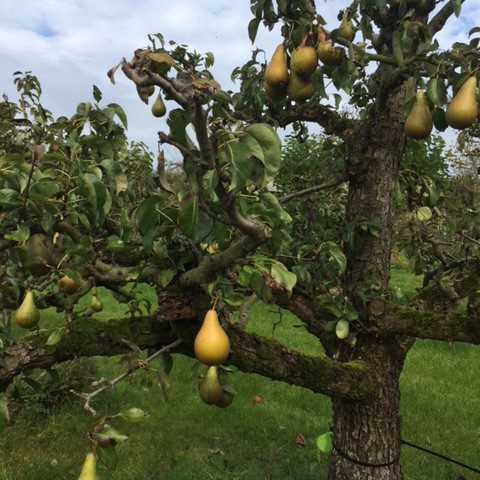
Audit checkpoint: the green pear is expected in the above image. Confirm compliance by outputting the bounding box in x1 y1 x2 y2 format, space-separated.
90 294 103 313
198 366 224 405
57 275 82 295
25 234 53 276
15 291 40 329
290 45 317 80
151 93 167 118
287 71 315 103
316 42 345 66
78 452 98 480
445 76 478 129
339 12 355 42
264 44 289 89
263 81 287 101
404 91 433 139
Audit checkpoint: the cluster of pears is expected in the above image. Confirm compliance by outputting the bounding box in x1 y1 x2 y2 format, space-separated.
194 309 233 408
405 76 478 140
263 18 354 104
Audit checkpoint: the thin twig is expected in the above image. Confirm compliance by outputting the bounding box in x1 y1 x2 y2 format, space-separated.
70 338 183 416
278 174 348 203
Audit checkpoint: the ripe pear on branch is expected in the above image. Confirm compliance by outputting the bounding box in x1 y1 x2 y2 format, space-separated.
198 366 234 408
57 274 82 295
317 42 345 66
194 309 230 365
404 90 433 139
151 92 167 117
445 76 478 129
264 44 289 90
338 11 356 42
288 71 316 103
290 36 317 80
15 291 40 329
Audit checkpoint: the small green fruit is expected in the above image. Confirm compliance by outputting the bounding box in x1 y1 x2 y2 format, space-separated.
78 452 98 480
151 93 167 118
90 295 103 312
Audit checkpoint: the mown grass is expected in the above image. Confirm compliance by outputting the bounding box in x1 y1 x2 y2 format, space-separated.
1 269 479 480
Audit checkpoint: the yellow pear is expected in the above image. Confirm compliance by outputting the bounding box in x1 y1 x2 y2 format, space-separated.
287 71 315 103
15 291 40 329
263 81 287 101
445 76 478 129
194 309 230 365
151 93 167 118
404 91 433 139
339 12 356 42
290 45 317 80
78 452 98 480
90 294 103 312
57 275 82 295
198 366 234 408
264 44 289 89
317 42 345 66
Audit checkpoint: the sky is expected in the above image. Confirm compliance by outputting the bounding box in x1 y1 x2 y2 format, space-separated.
1 0 479 159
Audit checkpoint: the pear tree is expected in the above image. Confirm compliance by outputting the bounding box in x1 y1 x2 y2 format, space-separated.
1 1 480 479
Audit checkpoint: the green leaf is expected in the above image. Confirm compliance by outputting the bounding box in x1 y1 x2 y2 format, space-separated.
159 269 175 288
248 18 261 43
417 206 432 222
244 124 281 186
224 293 245 307
270 262 297 292
115 173 128 194
135 196 159 235
93 85 102 102
107 103 128 129
167 109 195 149
45 328 64 346
178 190 198 238
316 432 332 454
0 189 23 206
450 0 461 16
4 224 30 243
118 407 147 424
322 242 347 274
426 78 447 106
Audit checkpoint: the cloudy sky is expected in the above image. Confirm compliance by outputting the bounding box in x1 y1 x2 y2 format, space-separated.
1 0 479 157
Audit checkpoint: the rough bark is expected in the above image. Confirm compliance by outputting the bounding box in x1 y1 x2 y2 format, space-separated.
0 292 376 400
327 80 411 480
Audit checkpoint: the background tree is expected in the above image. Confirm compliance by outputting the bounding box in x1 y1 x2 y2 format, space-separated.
1 1 480 479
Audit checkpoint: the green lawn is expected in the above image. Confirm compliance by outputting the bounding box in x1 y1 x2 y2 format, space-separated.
1 269 479 479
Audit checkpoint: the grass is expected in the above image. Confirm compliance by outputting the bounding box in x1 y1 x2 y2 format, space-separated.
1 269 479 479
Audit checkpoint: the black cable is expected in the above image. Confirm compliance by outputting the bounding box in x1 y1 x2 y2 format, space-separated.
402 440 480 475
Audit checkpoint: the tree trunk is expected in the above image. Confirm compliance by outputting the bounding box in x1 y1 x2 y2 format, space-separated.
328 339 408 480
328 79 410 479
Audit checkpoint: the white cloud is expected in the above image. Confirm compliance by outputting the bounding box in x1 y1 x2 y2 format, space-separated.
0 0 475 157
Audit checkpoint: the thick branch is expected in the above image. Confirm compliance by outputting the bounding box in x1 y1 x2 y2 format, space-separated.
276 104 356 138
428 0 466 35
371 301 480 345
0 292 375 400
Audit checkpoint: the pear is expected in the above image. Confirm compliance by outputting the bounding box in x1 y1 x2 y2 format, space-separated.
57 275 81 295
404 91 433 139
78 452 98 480
25 234 53 276
264 44 289 89
194 309 230 365
198 366 234 408
145 85 155 97
445 76 478 129
316 42 345 66
263 81 287 101
15 291 40 329
90 294 103 313
198 366 224 405
287 71 316 103
151 93 167 118
339 12 356 42
290 45 317 80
